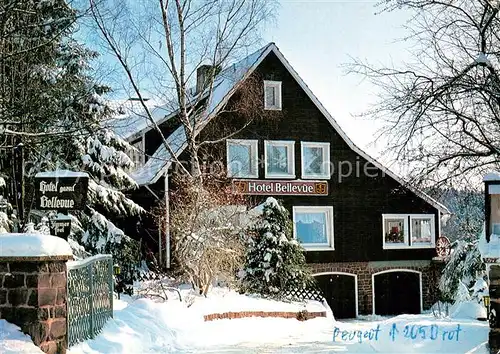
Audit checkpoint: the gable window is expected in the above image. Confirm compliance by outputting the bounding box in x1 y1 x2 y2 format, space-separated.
293 206 334 250
227 139 258 178
383 214 408 248
382 214 435 249
301 142 330 179
128 138 145 169
264 140 295 178
264 80 282 110
410 215 435 246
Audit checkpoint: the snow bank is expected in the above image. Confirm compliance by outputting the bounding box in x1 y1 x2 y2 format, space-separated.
0 320 42 354
450 301 487 320
186 287 325 314
0 233 72 257
68 295 331 354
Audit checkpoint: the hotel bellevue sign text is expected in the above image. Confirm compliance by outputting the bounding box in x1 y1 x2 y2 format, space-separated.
233 180 328 196
34 171 89 211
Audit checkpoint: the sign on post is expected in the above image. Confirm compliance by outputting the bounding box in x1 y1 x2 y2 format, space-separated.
50 214 72 241
34 170 89 211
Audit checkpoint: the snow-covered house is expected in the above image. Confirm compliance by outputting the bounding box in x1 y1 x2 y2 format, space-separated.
111 43 450 318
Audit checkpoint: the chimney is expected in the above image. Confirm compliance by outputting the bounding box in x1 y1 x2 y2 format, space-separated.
196 65 213 94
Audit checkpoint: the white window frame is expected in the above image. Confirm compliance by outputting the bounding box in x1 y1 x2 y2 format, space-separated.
382 214 409 250
264 140 295 179
382 214 436 249
226 139 259 179
293 206 334 250
300 142 331 179
263 80 282 110
409 214 436 249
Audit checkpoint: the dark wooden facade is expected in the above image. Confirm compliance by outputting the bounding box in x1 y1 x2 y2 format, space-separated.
194 51 441 264
125 45 446 315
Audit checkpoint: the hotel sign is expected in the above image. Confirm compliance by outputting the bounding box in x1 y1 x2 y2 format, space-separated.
34 171 89 211
233 180 328 196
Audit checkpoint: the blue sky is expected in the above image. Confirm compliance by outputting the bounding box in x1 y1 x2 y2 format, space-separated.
263 0 414 162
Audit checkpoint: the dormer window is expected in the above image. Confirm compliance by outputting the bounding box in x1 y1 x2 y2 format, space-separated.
264 80 282 110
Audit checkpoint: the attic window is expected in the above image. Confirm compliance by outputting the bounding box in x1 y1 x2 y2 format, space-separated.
264 80 282 110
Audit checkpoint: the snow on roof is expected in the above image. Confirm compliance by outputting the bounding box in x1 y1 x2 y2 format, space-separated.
131 42 449 214
131 44 272 186
107 99 176 141
132 125 187 186
0 233 73 258
35 170 89 178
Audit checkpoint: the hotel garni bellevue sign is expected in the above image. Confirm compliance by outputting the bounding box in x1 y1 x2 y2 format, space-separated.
233 179 328 196
34 170 89 210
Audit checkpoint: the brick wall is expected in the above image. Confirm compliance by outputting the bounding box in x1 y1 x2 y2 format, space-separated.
203 310 326 322
0 256 71 354
310 261 444 315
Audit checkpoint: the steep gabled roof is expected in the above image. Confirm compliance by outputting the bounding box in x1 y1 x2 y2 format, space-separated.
130 42 450 215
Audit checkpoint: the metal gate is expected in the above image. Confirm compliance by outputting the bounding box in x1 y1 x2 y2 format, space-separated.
67 254 114 346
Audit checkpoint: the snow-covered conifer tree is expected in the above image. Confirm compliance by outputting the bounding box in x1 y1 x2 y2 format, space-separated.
240 197 313 299
0 0 143 279
439 240 486 302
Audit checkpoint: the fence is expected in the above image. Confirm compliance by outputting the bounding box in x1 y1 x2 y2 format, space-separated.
281 286 324 302
67 254 114 347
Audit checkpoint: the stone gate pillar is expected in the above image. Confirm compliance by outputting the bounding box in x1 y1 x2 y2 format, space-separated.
0 233 73 354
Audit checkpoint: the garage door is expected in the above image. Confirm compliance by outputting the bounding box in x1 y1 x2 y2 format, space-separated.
373 271 421 316
315 273 357 319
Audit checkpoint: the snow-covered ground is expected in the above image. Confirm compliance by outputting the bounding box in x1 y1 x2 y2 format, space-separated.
0 320 43 354
0 286 489 353
65 286 488 354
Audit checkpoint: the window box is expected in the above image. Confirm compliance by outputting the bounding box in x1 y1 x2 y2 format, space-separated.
301 142 330 179
382 214 435 249
293 206 334 250
264 140 295 178
226 139 258 178
264 80 282 110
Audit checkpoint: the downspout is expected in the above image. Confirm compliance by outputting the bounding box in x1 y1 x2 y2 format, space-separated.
164 170 171 269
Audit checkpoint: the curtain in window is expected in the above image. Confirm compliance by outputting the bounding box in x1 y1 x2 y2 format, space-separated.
295 212 327 244
412 219 431 243
229 144 251 176
267 145 288 174
304 146 323 175
265 86 276 106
